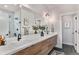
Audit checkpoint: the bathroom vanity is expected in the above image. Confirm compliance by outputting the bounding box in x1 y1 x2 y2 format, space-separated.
0 32 57 55
15 33 57 55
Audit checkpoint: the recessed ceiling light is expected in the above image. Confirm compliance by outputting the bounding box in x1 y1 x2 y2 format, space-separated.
4 5 8 8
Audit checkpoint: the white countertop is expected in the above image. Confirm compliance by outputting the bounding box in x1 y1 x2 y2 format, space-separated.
0 32 57 55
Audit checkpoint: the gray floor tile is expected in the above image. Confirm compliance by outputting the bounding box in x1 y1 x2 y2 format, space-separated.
63 44 79 55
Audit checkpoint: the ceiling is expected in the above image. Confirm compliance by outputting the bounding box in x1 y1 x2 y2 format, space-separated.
0 4 20 13
0 4 79 14
27 4 79 14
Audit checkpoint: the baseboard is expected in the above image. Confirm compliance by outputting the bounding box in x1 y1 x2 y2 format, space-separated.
53 47 64 52
62 44 73 46
62 42 74 46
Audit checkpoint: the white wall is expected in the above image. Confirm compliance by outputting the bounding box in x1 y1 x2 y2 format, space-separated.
45 10 62 48
55 14 62 48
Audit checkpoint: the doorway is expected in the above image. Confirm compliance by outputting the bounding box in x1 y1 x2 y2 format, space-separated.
62 15 74 45
62 14 79 54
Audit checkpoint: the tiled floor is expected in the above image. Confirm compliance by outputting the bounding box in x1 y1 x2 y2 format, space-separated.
63 44 79 55
50 44 79 55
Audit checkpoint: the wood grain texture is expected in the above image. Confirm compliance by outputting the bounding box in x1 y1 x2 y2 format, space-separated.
15 35 57 55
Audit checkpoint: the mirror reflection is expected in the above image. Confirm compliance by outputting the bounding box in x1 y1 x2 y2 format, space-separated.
0 4 54 38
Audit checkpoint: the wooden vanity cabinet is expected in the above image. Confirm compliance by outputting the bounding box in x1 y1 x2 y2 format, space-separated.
15 35 57 55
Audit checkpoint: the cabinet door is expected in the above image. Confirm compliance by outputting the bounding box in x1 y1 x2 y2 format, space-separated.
15 42 42 55
15 35 57 55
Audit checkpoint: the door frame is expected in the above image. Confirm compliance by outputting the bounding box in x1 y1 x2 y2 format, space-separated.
60 11 79 47
62 15 74 45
